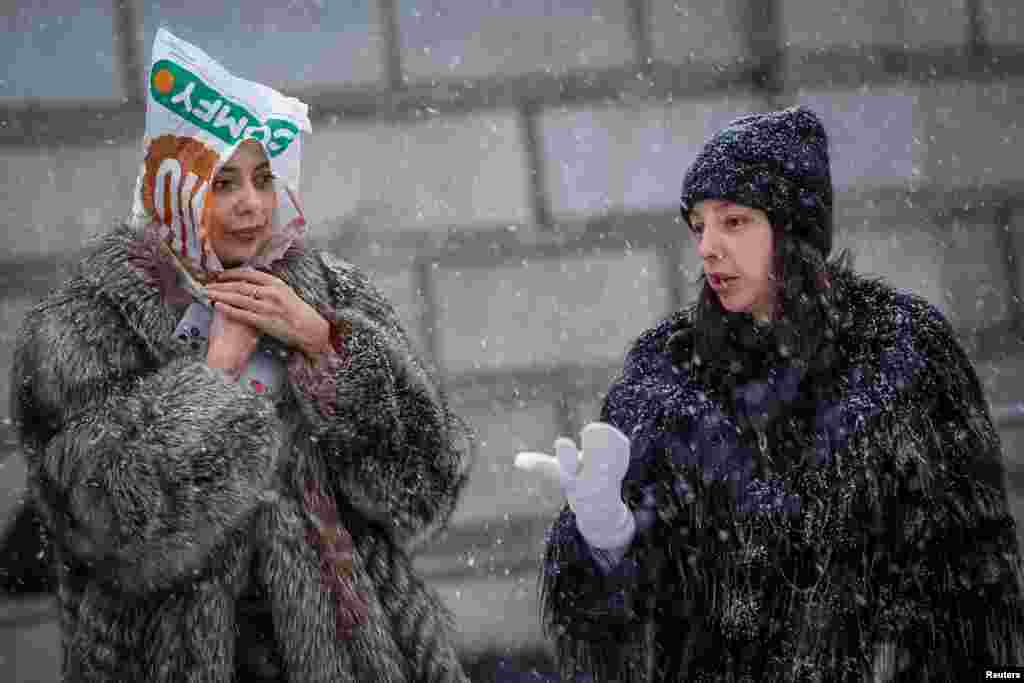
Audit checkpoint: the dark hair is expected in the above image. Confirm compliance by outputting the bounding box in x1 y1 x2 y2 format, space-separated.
671 106 850 402
672 220 852 400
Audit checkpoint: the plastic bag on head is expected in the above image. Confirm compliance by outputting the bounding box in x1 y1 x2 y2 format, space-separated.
128 28 313 282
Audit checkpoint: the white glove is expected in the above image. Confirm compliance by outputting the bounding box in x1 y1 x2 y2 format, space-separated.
515 422 635 550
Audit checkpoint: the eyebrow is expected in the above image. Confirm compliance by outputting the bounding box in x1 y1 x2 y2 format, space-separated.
216 161 271 176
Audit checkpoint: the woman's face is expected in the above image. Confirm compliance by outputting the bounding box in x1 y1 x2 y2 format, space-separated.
205 140 277 267
688 199 776 321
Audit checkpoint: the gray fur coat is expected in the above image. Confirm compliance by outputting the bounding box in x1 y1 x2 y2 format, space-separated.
10 223 474 682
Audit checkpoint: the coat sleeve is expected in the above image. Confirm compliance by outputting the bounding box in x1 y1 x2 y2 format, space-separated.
10 282 284 594
284 252 474 551
356 527 470 683
539 505 660 683
825 300 1024 679
900 304 1023 672
539 328 676 683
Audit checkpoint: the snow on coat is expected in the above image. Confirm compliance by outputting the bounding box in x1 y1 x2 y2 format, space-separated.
541 266 1024 682
10 222 475 682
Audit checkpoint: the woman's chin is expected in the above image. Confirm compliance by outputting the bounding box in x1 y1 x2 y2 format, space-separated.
720 300 755 316
216 252 251 268
214 240 271 268
716 295 745 313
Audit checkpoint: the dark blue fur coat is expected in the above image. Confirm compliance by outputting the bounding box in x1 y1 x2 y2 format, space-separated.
541 267 1024 682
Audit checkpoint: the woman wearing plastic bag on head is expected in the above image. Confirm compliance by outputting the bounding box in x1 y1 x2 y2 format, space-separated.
516 106 1024 681
10 29 474 683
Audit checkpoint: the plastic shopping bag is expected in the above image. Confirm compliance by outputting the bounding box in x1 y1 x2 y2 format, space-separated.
129 27 312 283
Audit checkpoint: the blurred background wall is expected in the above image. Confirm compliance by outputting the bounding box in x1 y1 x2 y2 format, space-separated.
1 1 1022 680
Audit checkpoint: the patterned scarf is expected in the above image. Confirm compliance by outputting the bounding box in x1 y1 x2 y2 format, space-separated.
303 478 368 638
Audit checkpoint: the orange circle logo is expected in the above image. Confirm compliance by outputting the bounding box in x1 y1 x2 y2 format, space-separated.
152 68 175 95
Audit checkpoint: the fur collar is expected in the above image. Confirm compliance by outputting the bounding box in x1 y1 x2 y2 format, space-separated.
607 272 938 518
75 222 329 366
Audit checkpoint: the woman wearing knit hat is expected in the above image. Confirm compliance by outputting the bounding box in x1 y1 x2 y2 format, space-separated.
516 106 1024 681
10 29 473 682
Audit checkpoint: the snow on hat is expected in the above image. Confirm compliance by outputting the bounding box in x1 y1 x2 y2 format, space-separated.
679 105 833 257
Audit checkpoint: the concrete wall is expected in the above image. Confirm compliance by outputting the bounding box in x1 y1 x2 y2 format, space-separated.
2 1 1023 680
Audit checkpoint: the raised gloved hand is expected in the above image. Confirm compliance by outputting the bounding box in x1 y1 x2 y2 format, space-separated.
515 422 635 550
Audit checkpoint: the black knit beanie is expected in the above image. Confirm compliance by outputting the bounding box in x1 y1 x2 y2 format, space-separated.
679 105 833 257
671 106 852 423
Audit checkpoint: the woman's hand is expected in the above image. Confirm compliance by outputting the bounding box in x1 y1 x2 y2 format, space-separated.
205 267 331 360
206 307 260 379
515 422 636 550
